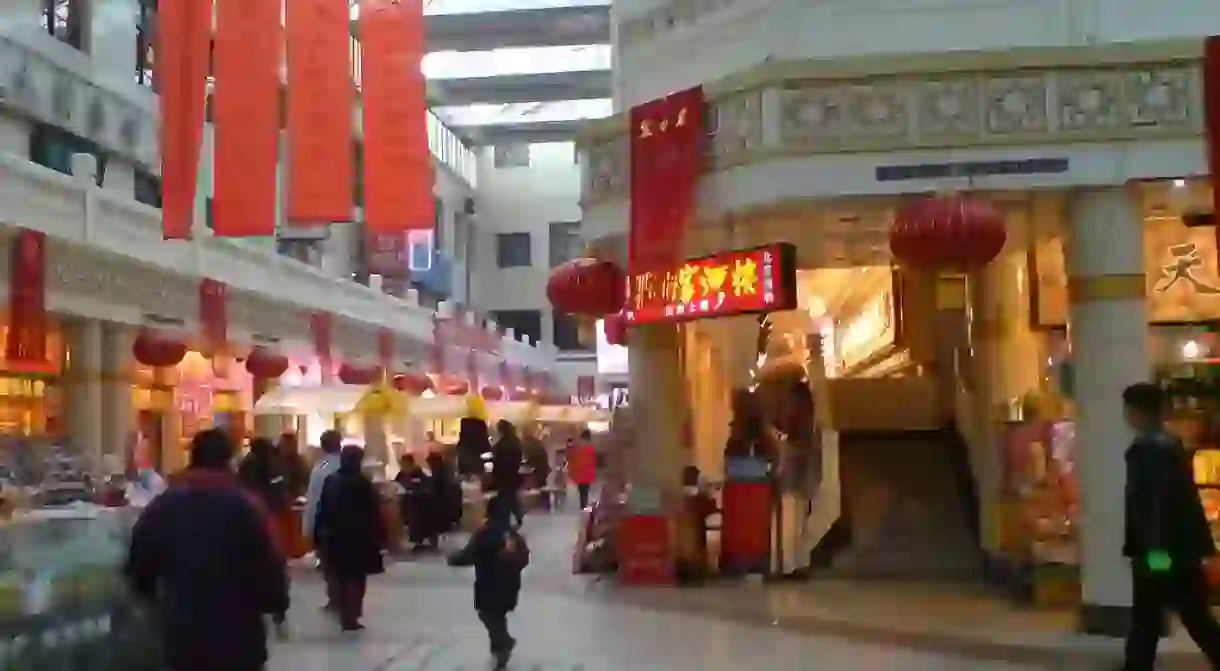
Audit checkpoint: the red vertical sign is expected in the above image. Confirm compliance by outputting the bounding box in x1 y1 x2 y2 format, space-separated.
285 0 355 226
311 312 334 383
157 0 211 240
199 278 228 354
6 230 49 372
359 0 435 234
212 0 281 237
1205 36 1220 256
628 86 705 275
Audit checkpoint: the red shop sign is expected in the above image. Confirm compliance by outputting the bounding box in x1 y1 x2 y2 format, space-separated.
626 243 798 324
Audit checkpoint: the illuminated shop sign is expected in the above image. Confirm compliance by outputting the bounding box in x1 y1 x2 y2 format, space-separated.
626 243 798 324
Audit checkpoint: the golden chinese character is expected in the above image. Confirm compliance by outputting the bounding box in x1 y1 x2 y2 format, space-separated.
632 273 654 309
675 107 688 127
677 264 701 303
732 258 758 296
638 120 654 139
700 265 728 294
662 271 680 302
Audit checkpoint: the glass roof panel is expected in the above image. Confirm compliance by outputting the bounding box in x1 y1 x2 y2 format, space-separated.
422 44 609 79
351 0 608 20
433 98 612 126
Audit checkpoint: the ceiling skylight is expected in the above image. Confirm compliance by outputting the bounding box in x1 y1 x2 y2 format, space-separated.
422 44 610 79
433 98 612 126
350 0 608 20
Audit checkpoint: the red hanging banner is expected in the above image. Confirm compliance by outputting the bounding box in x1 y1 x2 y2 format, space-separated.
377 327 394 369
212 0 281 237
359 0 435 234
5 229 49 373
466 348 479 386
199 278 228 353
285 0 354 226
311 312 334 383
628 86 705 275
1205 36 1220 243
157 0 211 240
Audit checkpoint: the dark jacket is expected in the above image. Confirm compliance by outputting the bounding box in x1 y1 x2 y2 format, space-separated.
448 494 527 614
491 435 524 493
124 469 288 671
315 464 387 577
427 455 463 532
237 445 289 513
1124 429 1216 563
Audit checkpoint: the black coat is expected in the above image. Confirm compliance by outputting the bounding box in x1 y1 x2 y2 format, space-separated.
447 496 526 614
491 436 524 493
1124 430 1217 563
124 469 288 671
315 470 387 577
237 450 289 512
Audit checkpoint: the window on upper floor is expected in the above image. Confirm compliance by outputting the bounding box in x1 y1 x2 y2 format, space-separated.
493 143 530 169
135 0 156 88
30 123 105 186
548 221 581 267
495 232 531 268
492 310 542 348
41 0 85 51
552 312 592 353
134 169 161 208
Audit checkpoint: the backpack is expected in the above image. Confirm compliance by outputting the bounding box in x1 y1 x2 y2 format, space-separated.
500 529 531 572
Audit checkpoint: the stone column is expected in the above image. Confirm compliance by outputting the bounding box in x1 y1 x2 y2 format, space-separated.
63 319 104 463
100 322 134 458
251 376 282 438
626 323 686 506
1067 187 1149 636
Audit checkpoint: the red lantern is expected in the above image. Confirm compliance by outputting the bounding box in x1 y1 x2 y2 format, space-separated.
392 373 433 395
509 387 531 402
338 363 379 386
445 380 470 395
889 195 1006 270
546 257 625 317
481 385 504 401
245 347 289 379
132 330 187 368
603 310 629 347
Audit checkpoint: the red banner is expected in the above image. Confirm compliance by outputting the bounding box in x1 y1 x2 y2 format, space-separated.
311 312 333 383
285 0 354 226
359 0 434 234
617 514 675 585
628 86 704 275
212 0 281 237
6 230 49 372
378 327 394 369
366 232 409 279
199 278 228 353
1206 36 1220 242
157 0 211 240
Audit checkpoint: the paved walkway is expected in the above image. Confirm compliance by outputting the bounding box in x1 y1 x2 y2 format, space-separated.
266 509 1214 670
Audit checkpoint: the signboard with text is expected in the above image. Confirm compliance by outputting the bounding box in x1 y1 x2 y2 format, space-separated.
627 243 798 324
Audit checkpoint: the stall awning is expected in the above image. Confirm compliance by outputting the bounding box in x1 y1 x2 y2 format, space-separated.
253 385 367 416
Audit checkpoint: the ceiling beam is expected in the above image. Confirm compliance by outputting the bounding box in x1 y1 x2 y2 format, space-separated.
423 5 610 51
459 118 591 144
432 69 611 105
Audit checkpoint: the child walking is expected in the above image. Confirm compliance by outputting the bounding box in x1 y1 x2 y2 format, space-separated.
447 493 530 669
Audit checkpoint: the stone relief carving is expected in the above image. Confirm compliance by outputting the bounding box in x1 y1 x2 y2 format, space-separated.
1125 67 1195 129
985 75 1049 134
842 83 910 139
779 85 844 146
919 78 982 138
709 92 762 159
1057 70 1124 131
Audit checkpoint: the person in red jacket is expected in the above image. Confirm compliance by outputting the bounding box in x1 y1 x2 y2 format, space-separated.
568 430 598 510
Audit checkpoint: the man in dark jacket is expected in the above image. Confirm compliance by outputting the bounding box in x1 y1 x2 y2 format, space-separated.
448 493 528 670
492 420 525 527
1120 383 1220 671
125 428 288 671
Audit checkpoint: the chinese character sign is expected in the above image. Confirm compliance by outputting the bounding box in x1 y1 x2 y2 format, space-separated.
628 86 705 274
626 243 798 324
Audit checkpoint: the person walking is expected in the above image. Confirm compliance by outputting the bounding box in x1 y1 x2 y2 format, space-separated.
1119 383 1220 671
303 429 343 610
314 445 387 632
427 451 463 540
237 436 293 635
491 420 525 527
124 428 288 671
276 431 310 501
568 430 599 510
447 493 530 670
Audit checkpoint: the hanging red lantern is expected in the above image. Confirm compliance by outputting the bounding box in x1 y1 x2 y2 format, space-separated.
509 387 531 402
245 347 289 379
444 380 470 395
481 385 504 401
392 373 433 395
603 309 629 347
889 195 1006 270
132 330 188 368
338 362 379 385
546 257 625 317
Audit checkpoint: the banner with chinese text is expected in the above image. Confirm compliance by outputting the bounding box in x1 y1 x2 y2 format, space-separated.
157 0 211 239
1206 36 1220 261
628 86 704 275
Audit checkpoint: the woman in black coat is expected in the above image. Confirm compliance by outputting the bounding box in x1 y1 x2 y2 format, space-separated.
314 445 386 631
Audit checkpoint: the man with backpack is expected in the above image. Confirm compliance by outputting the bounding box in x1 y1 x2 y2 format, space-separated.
447 493 530 670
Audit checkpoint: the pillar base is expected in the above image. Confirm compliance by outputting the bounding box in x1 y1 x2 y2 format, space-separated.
1078 604 1168 638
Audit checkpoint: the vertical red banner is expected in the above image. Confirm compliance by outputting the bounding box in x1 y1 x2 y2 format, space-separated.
1205 36 1220 253
157 0 211 240
199 278 228 353
285 0 355 226
366 232 409 278
466 348 479 387
6 229 49 372
628 86 705 275
212 0 281 237
359 0 435 234
377 327 394 370
311 312 334 383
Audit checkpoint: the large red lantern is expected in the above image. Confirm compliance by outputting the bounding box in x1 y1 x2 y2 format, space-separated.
392 373 433 395
508 387 531 402
132 330 187 368
338 363 379 386
603 309 628 347
481 385 504 401
889 195 1006 270
546 257 625 317
245 347 289 379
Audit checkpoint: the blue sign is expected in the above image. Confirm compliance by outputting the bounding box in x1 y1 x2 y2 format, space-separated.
411 250 452 298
